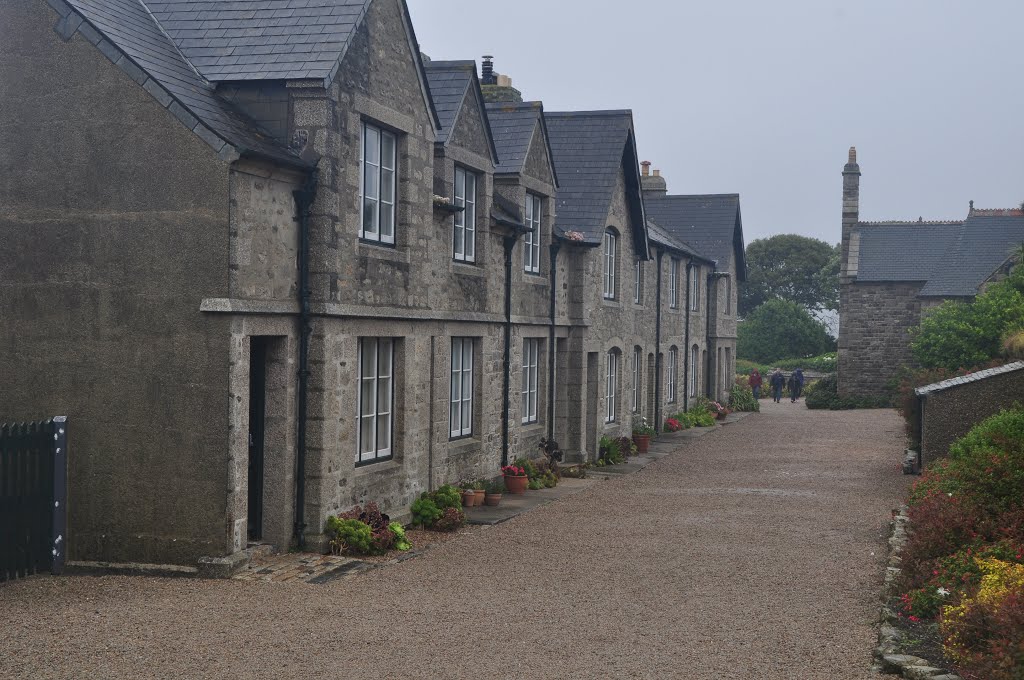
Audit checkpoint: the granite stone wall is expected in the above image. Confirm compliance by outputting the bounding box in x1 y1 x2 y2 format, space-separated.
920 367 1024 467
839 281 924 397
0 1 234 564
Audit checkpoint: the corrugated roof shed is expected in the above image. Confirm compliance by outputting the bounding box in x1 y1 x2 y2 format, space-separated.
644 194 746 280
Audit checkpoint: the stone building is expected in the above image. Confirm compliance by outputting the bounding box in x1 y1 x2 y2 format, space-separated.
0 0 744 569
838 148 1024 397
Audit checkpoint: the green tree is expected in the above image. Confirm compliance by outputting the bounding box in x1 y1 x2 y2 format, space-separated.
737 299 837 364
739 235 839 316
910 264 1024 370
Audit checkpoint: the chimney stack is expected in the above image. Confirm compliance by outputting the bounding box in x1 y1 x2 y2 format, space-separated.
640 163 667 197
479 55 523 103
481 55 496 85
838 146 861 397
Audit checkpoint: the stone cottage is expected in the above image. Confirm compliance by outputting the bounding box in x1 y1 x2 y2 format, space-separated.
838 148 1024 397
0 0 745 570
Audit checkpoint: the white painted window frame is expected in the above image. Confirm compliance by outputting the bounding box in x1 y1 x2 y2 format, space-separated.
357 338 394 464
524 193 542 274
606 350 619 423
359 122 397 245
521 338 540 424
450 338 474 438
453 167 476 262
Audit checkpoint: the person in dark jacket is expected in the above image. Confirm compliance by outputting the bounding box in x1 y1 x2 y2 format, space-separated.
787 371 798 402
770 369 785 403
793 369 805 401
748 369 763 399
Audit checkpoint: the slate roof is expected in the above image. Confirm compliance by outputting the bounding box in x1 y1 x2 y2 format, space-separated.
854 222 962 283
855 210 1024 297
423 60 498 162
145 0 372 83
545 110 649 257
60 0 304 166
643 194 746 280
647 220 713 263
915 362 1024 396
485 101 550 176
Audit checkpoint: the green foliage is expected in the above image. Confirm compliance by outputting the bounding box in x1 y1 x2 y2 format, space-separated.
486 480 506 495
949 406 1024 461
325 517 374 555
513 457 541 480
598 436 625 464
737 299 836 364
804 373 891 410
433 507 466 532
728 380 760 413
736 353 837 376
738 234 840 316
911 265 1024 371
410 497 442 528
388 522 412 552
431 485 463 511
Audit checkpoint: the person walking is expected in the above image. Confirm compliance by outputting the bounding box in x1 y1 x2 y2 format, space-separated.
792 368 805 401
787 371 798 403
770 368 785 403
748 369 763 400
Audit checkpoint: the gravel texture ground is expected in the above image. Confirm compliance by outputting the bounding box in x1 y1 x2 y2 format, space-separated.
0 401 910 679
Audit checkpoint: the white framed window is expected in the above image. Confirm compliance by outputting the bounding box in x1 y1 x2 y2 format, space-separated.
603 230 617 300
606 350 619 423
359 122 397 244
453 167 476 262
634 260 642 304
450 338 474 438
524 193 542 273
689 345 699 397
357 338 394 464
667 347 677 402
690 265 700 311
670 258 680 309
521 338 540 424
632 347 641 413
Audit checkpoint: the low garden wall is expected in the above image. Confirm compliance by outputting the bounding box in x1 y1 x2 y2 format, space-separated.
916 362 1024 468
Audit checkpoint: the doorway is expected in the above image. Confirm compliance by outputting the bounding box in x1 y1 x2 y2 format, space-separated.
248 338 269 542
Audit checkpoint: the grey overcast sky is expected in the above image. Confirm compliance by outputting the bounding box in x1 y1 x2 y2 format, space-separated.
407 0 1024 245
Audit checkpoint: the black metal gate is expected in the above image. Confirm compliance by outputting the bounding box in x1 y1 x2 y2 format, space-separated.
0 417 68 582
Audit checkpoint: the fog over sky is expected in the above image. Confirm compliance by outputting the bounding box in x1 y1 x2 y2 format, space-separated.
408 0 1024 245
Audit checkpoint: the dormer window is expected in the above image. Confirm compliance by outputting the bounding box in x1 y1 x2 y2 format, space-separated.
603 230 618 300
453 166 476 262
524 193 542 274
359 122 397 245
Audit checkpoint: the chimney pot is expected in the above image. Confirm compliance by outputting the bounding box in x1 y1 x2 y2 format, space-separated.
848 146 857 164
653 169 661 178
641 161 651 177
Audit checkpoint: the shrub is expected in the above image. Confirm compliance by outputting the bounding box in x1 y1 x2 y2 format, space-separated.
340 502 394 553
942 558 1024 679
664 417 683 432
729 380 760 413
687 404 716 427
325 517 374 555
804 373 892 410
513 457 541 481
950 407 1024 460
911 265 1024 371
388 522 412 552
433 507 465 532
598 436 625 464
410 497 442 528
737 299 836 364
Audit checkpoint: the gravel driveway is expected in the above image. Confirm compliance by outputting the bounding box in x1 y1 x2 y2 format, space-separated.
0 401 910 679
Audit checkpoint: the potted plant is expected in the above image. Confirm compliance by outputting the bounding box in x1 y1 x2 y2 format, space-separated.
472 479 487 506
461 484 476 507
484 480 504 506
632 415 655 453
501 464 528 495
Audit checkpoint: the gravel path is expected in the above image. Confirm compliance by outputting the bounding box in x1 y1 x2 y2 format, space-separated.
0 401 910 679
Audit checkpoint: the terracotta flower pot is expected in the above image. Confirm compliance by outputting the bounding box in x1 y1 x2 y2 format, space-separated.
462 490 475 507
504 474 528 495
473 489 486 506
484 493 502 507
633 434 651 453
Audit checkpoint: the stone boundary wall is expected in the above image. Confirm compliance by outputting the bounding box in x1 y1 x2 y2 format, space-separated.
917 363 1024 468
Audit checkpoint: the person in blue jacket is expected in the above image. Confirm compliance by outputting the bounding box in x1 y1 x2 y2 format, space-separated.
769 368 785 403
